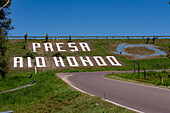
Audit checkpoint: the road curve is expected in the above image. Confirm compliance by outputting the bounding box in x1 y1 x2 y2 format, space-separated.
57 70 170 113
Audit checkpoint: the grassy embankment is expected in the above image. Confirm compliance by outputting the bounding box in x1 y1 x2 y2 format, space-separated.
105 71 170 88
0 39 169 112
0 71 133 113
7 39 170 74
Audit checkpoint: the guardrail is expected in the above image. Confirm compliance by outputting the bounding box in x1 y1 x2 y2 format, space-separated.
7 35 170 39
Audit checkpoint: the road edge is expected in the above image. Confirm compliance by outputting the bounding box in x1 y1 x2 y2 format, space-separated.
57 73 144 113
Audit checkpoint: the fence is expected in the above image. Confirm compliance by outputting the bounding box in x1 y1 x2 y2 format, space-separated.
7 35 170 40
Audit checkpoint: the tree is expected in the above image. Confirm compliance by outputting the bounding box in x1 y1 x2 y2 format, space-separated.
0 0 13 78
0 0 13 34
0 0 10 11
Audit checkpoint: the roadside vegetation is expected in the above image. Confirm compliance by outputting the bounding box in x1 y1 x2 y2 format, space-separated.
105 71 170 87
0 71 133 113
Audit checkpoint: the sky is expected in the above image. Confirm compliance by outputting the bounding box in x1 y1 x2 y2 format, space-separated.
9 0 170 36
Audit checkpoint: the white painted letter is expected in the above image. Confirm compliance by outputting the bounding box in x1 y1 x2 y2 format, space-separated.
67 56 79 67
14 57 23 68
44 43 54 51
27 57 32 67
36 57 46 67
68 43 78 52
106 56 122 66
53 57 65 67
93 56 107 66
79 42 91 51
79 56 93 66
56 43 66 52
32 43 41 52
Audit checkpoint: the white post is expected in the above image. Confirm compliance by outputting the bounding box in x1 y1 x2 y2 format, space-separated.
34 60 37 75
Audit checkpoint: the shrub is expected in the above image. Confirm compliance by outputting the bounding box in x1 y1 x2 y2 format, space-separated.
52 52 66 59
152 36 157 44
146 38 150 44
23 52 35 59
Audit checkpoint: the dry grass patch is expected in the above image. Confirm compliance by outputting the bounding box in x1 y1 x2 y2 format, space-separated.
124 47 155 55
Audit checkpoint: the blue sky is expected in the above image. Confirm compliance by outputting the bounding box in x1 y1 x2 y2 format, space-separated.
9 0 170 36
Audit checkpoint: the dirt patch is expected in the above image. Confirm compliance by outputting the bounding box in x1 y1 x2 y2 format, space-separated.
124 47 155 55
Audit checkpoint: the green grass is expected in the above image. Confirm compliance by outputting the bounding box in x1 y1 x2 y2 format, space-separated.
105 71 170 87
5 39 170 74
0 71 133 113
0 39 169 112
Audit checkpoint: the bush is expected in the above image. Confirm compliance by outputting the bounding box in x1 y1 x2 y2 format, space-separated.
23 52 35 59
146 38 150 44
52 52 66 59
152 36 157 44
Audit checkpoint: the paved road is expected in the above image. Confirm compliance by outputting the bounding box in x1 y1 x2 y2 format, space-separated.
58 70 170 113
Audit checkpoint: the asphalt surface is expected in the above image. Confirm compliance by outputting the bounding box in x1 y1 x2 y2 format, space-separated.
58 70 170 113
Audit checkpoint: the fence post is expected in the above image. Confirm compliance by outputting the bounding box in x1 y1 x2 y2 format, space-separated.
137 63 140 77
34 60 37 75
143 68 146 80
23 42 26 49
133 60 136 73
